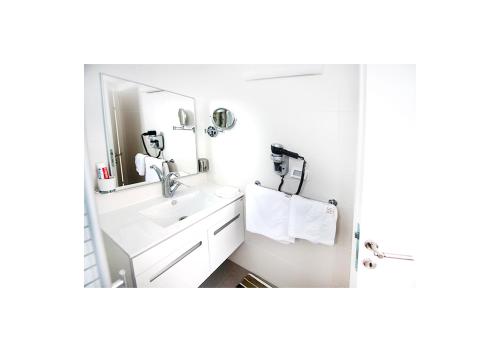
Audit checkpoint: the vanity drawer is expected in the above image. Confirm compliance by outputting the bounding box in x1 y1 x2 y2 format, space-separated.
131 197 244 287
134 224 210 288
207 197 244 227
132 219 209 278
207 198 244 270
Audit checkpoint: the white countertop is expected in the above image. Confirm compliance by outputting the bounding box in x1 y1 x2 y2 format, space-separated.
98 183 244 258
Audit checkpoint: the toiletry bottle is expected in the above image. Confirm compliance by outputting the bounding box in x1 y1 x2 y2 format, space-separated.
96 162 110 179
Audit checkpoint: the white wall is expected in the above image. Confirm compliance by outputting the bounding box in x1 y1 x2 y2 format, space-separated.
84 64 360 287
197 65 360 287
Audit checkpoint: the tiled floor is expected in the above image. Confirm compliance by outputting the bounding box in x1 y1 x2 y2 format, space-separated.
199 260 251 288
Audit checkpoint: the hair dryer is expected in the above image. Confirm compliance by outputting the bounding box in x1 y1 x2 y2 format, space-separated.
141 130 164 158
270 143 303 175
270 143 306 194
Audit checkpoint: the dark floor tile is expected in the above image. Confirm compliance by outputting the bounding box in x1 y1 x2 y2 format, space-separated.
199 260 250 288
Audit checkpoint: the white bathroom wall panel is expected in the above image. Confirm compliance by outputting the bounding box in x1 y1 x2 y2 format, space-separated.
85 65 359 287
197 65 360 287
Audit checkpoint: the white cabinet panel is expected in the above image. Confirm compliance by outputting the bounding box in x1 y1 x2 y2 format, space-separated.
113 196 246 288
208 199 244 270
134 222 210 288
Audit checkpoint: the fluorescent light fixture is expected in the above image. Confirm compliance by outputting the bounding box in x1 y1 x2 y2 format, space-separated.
242 64 324 81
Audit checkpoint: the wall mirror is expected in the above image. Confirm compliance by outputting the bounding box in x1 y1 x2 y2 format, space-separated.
100 74 198 188
212 108 236 130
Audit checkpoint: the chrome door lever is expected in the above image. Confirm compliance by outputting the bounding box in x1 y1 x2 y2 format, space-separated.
380 252 414 260
364 241 414 261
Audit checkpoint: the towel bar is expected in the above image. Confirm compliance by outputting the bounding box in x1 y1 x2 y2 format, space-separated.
254 180 337 206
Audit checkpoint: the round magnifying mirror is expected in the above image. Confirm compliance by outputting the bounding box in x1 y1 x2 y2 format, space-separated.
212 108 236 130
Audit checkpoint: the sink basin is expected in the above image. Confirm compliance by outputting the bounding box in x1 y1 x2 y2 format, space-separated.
139 191 218 228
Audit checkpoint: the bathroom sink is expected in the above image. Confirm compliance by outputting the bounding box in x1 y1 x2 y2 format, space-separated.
139 191 219 228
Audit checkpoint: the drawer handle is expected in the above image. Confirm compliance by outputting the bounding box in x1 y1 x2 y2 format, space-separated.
149 241 203 283
214 214 240 236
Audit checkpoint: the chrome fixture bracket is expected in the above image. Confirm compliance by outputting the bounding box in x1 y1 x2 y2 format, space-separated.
206 126 219 137
173 126 196 132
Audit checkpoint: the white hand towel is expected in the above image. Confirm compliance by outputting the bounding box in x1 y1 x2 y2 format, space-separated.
245 184 294 244
288 195 337 246
144 157 164 182
135 153 147 176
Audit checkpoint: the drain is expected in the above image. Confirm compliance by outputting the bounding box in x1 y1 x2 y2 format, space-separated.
178 216 188 221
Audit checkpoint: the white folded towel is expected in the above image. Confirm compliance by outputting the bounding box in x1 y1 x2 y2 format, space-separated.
144 157 165 182
245 184 294 244
288 195 337 246
135 153 147 176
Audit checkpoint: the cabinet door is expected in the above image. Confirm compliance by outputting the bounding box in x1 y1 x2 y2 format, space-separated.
135 223 210 288
208 199 245 270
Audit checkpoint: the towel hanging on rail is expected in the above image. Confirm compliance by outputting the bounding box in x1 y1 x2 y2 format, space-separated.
135 153 147 176
245 183 295 244
144 156 166 182
248 181 338 246
288 195 338 246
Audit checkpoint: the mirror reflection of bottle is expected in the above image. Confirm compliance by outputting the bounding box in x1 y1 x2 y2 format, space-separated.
96 162 110 179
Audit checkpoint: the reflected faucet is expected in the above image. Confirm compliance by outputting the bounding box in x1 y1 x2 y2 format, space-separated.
150 165 181 198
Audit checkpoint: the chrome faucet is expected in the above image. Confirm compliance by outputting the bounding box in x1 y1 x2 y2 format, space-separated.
150 165 181 198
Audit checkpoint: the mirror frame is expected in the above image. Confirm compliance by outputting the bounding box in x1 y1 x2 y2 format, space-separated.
99 73 200 192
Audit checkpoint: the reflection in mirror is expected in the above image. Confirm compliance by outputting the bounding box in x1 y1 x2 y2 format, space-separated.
100 74 198 188
212 108 236 130
178 108 188 126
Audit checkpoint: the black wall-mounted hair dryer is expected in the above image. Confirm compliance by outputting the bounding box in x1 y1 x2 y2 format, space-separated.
271 143 290 176
141 130 164 158
270 143 306 194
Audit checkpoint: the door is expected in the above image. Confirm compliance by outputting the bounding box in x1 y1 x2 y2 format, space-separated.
351 65 416 288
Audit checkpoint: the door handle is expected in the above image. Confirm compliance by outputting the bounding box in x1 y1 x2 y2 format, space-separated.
364 241 414 261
